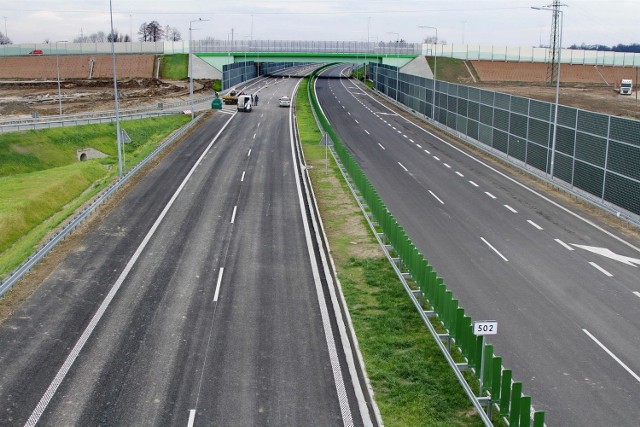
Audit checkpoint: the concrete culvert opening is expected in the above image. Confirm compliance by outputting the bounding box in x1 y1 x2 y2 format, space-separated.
80 153 87 161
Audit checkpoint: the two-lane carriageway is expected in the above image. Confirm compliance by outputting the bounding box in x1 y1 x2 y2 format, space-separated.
0 75 374 426
315 65 640 427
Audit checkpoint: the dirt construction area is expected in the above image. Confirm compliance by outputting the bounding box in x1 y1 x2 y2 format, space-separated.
0 80 637 122
0 78 211 117
474 81 640 120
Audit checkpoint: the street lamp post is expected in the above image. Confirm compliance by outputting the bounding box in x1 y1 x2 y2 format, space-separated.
387 32 400 102
189 18 209 120
532 6 563 179
365 17 371 81
108 0 123 177
419 26 438 121
55 40 67 116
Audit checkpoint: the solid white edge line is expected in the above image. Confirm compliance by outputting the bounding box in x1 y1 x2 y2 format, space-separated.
481 237 509 262
187 409 196 427
583 329 640 383
378 143 386 150
504 204 518 213
213 267 225 302
24 112 238 427
429 190 445 205
527 220 543 230
589 262 613 277
231 206 237 224
398 162 408 172
554 238 574 250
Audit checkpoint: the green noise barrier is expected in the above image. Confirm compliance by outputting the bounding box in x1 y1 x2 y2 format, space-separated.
307 68 545 427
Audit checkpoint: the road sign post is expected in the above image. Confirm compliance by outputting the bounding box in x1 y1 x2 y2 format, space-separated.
473 321 498 406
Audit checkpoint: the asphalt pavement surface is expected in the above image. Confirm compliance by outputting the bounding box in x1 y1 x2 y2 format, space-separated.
0 74 374 426
316 65 640 427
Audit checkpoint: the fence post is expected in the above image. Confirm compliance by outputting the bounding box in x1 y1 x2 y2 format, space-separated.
520 395 531 427
510 382 523 427
455 307 464 342
499 369 512 416
474 334 484 373
483 344 494 393
491 356 502 402
533 411 545 427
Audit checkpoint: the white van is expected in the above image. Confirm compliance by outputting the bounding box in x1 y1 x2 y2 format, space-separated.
237 94 252 112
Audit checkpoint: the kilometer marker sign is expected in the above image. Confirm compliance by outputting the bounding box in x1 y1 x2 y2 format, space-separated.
473 320 498 336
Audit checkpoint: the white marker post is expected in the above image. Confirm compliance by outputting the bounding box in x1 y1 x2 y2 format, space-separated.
473 321 498 401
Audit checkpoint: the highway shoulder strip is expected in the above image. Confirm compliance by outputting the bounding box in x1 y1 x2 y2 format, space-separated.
289 82 356 426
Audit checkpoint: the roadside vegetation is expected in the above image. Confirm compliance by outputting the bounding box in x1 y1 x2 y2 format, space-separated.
0 115 189 278
296 77 490 426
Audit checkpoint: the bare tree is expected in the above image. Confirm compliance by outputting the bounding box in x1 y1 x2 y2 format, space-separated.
138 22 149 41
423 36 447 45
166 27 181 41
0 32 11 45
146 21 164 42
107 30 128 42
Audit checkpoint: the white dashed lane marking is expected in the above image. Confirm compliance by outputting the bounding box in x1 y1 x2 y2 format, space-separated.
555 239 574 250
589 262 613 277
429 190 445 205
527 220 544 230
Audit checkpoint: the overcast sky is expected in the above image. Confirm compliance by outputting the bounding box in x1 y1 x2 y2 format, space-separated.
2 0 639 48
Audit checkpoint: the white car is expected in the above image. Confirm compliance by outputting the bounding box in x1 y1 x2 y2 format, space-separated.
279 96 291 107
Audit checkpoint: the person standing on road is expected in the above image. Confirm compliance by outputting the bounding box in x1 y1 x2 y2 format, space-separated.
254 94 259 106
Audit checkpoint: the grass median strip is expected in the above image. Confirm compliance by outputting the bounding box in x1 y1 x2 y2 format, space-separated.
296 78 490 426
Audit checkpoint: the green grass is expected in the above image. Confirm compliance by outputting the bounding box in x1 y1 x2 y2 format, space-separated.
296 78 495 426
427 56 475 83
160 54 188 80
0 115 190 277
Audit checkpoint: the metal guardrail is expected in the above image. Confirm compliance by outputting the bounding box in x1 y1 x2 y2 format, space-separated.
0 114 206 298
0 94 214 131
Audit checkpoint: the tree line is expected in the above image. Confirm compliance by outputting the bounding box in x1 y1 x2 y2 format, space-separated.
73 21 181 43
568 43 640 53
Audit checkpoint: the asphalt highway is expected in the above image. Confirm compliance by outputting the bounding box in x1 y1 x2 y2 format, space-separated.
316 65 640 426
0 74 374 426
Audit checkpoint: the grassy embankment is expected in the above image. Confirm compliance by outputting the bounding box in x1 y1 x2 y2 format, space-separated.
160 53 222 91
159 54 188 79
427 56 479 83
296 77 496 426
0 115 190 278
